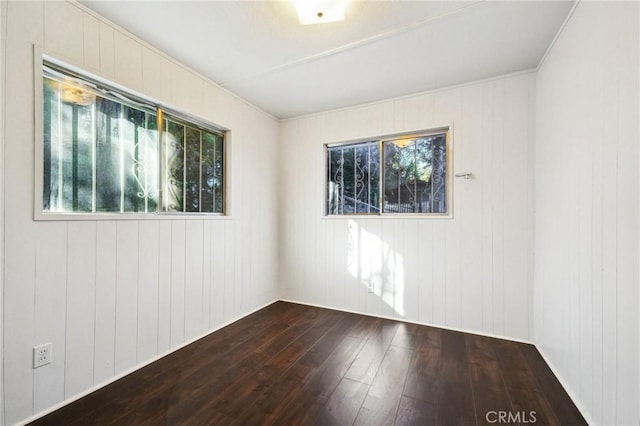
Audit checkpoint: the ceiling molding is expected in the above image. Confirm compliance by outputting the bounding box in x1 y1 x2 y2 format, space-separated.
536 0 580 71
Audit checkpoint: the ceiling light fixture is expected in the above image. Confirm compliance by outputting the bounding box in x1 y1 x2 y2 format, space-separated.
294 0 346 25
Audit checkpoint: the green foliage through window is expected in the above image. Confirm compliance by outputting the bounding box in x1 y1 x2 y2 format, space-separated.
42 64 225 215
326 131 448 215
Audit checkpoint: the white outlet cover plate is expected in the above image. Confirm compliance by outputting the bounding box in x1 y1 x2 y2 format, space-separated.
33 343 52 368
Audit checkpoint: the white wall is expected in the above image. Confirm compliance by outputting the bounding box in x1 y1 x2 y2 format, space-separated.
279 72 536 343
0 0 7 423
1 1 280 424
534 2 639 425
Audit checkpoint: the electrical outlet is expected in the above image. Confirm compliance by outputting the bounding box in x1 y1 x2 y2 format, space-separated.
33 343 52 368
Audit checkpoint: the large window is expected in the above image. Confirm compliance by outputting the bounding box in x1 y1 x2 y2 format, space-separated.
41 63 225 216
326 129 449 216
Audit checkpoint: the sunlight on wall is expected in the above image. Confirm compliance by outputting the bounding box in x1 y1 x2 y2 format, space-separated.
347 220 405 316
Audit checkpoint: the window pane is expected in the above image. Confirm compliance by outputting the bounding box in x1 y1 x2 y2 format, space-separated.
43 78 58 211
96 102 158 213
64 99 94 211
327 142 379 215
201 131 223 213
122 106 147 212
429 135 447 213
42 64 223 216
43 75 159 214
213 133 224 213
43 78 95 212
184 126 201 212
164 120 185 212
139 113 159 212
162 117 224 213
95 97 122 212
383 134 447 213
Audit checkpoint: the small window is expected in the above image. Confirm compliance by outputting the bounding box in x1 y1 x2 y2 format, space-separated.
327 141 380 214
40 62 225 216
326 129 450 216
162 114 224 213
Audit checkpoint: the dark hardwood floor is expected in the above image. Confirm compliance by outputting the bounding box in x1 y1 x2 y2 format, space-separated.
31 302 586 425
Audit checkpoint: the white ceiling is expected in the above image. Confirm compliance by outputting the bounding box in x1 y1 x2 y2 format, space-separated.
79 0 575 119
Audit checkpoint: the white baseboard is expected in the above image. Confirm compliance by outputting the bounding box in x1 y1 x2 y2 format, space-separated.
279 298 535 345
534 345 594 425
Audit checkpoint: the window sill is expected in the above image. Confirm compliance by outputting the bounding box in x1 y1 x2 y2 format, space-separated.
321 213 453 220
34 212 232 222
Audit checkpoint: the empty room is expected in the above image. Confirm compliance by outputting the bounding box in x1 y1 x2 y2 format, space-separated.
0 0 638 425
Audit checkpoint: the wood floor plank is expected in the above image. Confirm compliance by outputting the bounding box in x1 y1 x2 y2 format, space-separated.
436 330 476 425
346 315 383 339
316 377 369 425
169 308 342 423
402 343 441 403
344 319 399 384
391 322 443 353
467 334 513 423
210 322 335 417
272 335 366 425
492 339 561 425
389 322 422 349
295 311 361 375
232 312 362 424
353 345 413 425
30 302 586 426
395 395 437 425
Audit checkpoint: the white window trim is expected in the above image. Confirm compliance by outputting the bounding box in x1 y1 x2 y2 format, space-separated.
321 125 454 220
33 46 232 221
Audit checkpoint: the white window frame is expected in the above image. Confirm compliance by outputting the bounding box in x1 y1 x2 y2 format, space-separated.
34 49 230 221
323 126 454 219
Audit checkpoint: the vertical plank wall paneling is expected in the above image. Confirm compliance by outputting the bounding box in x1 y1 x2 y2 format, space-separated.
169 221 186 348
459 84 483 334
114 221 139 375
156 221 173 355
278 72 536 342
0 0 7 422
94 221 118 385
137 221 161 363
534 2 639 425
184 220 204 341
2 1 280 424
65 222 97 398
33 223 66 414
3 2 43 422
